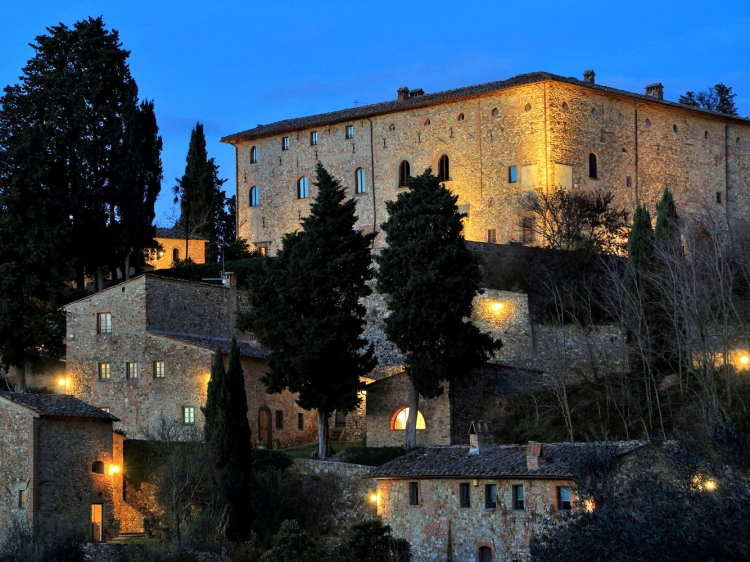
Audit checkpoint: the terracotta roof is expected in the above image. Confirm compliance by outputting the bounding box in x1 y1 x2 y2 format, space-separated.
155 227 206 241
0 392 120 421
221 71 749 143
369 441 644 479
148 331 270 359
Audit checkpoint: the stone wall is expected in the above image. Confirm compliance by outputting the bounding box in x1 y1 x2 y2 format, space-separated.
229 77 750 256
376 476 575 562
291 459 377 542
0 400 34 532
148 237 207 270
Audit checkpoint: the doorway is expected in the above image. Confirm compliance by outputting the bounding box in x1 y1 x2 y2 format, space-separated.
91 503 103 542
258 407 272 446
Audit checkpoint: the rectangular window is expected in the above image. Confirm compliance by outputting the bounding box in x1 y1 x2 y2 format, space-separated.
310 131 318 145
459 483 471 508
409 482 419 506
508 166 517 183
346 125 354 139
513 484 525 510
558 486 571 510
97 313 112 334
485 484 497 509
275 410 284 429
282 137 289 151
126 362 138 379
18 490 26 509
716 191 722 204
298 412 304 430
521 216 535 244
153 361 165 379
487 229 497 244
626 175 632 188
183 407 195 425
98 363 111 380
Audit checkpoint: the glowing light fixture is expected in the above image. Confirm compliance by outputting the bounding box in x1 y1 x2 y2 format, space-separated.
741 356 749 365
58 379 66 387
704 479 717 491
584 498 595 513
109 464 121 476
369 494 378 503
491 302 504 312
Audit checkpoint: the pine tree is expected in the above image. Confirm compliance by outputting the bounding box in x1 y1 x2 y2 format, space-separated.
240 162 376 460
679 83 739 115
202 340 253 540
654 189 680 245
714 84 738 116
375 168 501 449
174 123 227 261
628 206 654 279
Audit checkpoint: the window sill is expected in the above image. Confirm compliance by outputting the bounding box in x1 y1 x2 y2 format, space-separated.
353 192 368 197
483 507 497 512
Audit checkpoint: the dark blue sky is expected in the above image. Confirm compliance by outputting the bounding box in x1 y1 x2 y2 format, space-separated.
2 0 749 223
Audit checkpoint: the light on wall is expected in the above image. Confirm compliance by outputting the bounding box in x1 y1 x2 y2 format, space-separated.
369 493 378 503
491 302 504 312
58 378 66 387
109 464 121 476
741 356 749 366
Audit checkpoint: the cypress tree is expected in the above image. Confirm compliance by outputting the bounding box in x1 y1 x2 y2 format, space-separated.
628 206 654 280
240 162 376 460
654 189 680 247
375 168 501 449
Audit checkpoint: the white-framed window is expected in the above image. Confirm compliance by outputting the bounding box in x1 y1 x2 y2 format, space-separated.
310 131 318 145
508 166 517 183
282 137 290 151
250 146 258 163
153 361 165 379
513 484 525 510
183 406 195 425
98 363 111 380
558 486 571 510
126 362 138 380
346 125 354 139
250 186 259 207
355 168 366 194
97 313 112 334
298 177 309 199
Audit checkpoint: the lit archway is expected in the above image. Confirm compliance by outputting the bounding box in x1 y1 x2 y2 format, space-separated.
391 407 426 430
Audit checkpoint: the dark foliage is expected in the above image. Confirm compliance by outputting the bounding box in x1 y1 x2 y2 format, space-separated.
259 520 325 562
331 519 412 562
335 446 407 467
679 83 738 115
150 257 264 289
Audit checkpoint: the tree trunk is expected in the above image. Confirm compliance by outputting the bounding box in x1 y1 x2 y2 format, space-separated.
124 253 131 281
404 383 419 450
15 362 26 392
317 409 330 460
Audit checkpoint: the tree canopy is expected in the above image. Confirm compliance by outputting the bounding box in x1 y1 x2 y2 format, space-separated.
679 83 739 115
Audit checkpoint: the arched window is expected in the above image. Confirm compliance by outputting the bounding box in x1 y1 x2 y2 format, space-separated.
250 146 258 163
438 154 450 182
92 461 105 474
398 160 411 188
297 177 309 199
491 108 498 116
457 113 465 121
391 408 426 430
588 153 598 179
562 102 569 111
172 248 179 262
249 186 259 207
355 168 366 194
479 546 492 562
424 118 431 126
389 124 396 132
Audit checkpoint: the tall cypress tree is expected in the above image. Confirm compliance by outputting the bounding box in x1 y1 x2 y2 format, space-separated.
375 168 501 449
202 340 253 540
240 162 376 460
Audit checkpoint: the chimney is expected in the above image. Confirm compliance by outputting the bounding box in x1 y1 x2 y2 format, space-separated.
526 441 543 469
583 70 595 84
222 271 235 289
397 87 410 101
468 421 493 454
409 88 424 98
645 83 664 100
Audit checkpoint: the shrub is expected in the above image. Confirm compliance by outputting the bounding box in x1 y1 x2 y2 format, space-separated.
0 512 86 562
335 446 406 467
258 520 325 562
331 519 411 562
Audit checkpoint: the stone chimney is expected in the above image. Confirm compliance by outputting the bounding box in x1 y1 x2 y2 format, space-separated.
583 70 595 84
645 83 664 100
526 441 543 469
468 421 493 454
409 88 424 98
397 87 410 101
222 271 235 289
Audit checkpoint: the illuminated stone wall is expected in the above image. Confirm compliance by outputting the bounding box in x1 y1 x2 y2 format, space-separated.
229 77 750 256
147 236 207 270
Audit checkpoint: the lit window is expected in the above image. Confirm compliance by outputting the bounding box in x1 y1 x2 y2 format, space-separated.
521 217 534 244
275 410 284 429
298 412 304 430
126 362 138 379
558 486 571 510
250 146 258 163
98 363 111 381
92 461 105 474
282 137 289 150
508 166 517 183
398 160 411 187
438 154 450 181
310 131 318 145
153 361 165 379
250 186 259 207
183 407 195 425
459 483 471 508
346 125 354 139
588 153 598 179
485 484 497 509
298 177 309 199
392 408 426 430
479 546 492 562
409 482 419 506
97 313 112 334
355 168 366 194
172 248 179 262
513 484 525 510
18 490 26 509
258 246 268 257
487 229 497 244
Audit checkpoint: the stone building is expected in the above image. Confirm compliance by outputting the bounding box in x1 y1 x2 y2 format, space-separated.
62 273 318 447
147 227 207 270
222 70 750 256
369 425 644 562
0 392 128 542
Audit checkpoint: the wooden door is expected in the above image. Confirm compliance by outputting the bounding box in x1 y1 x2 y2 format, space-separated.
258 407 272 446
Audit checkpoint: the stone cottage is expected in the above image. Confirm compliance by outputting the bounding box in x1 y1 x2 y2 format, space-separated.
0 392 132 542
369 424 644 561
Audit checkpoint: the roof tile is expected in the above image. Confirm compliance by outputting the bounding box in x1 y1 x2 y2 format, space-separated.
0 392 120 421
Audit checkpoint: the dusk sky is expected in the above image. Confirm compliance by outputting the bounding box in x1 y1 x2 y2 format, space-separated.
2 0 749 224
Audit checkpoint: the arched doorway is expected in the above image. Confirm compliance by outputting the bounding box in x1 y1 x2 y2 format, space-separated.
258 407 272 447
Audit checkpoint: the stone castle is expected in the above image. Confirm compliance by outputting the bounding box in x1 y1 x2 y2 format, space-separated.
221 70 750 256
